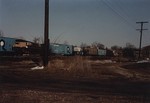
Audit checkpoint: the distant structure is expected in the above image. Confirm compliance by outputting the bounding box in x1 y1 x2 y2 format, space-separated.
142 45 150 59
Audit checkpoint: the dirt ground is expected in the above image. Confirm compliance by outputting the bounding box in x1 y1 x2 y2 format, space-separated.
0 56 150 103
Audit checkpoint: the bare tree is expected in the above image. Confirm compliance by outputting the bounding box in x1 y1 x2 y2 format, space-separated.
125 42 136 49
111 45 122 57
122 43 136 58
33 37 40 44
40 36 44 44
91 41 104 49
33 36 44 44
80 42 87 48
111 45 122 50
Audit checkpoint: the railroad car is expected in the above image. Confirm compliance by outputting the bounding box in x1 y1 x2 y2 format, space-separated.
98 49 106 56
0 37 16 55
49 43 73 56
82 47 98 56
0 37 40 56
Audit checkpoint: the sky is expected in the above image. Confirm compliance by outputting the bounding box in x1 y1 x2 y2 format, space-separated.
0 0 150 48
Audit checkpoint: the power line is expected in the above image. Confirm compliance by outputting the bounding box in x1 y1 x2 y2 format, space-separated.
101 0 136 29
110 0 136 26
136 21 148 60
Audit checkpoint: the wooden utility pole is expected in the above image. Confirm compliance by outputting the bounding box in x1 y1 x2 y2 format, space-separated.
43 0 49 67
136 21 148 60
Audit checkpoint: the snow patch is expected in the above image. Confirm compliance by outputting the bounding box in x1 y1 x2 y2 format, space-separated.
31 66 44 70
137 60 150 63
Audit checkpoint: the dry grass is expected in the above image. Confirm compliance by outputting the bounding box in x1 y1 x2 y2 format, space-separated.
45 56 150 81
47 56 92 78
0 56 150 103
47 56 127 80
1 56 149 81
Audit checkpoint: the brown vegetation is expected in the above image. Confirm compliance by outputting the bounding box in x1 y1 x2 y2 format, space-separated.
0 56 150 103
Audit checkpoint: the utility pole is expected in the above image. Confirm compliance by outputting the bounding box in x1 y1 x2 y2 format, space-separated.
136 21 148 60
43 0 49 67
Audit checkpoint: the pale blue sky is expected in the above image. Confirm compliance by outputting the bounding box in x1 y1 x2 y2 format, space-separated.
1 0 150 48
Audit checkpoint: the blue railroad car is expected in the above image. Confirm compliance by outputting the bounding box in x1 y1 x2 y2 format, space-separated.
0 37 16 55
49 43 73 55
0 37 40 56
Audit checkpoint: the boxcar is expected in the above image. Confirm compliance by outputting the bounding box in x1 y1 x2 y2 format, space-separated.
49 43 73 56
0 37 16 55
83 47 98 56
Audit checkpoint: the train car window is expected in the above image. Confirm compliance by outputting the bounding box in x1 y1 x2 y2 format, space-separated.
0 40 5 47
15 42 19 44
67 46 70 54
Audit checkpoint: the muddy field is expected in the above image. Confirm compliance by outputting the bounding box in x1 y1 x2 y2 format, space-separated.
0 56 150 103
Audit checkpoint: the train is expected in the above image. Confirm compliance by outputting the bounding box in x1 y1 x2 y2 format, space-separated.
0 37 40 56
0 37 113 57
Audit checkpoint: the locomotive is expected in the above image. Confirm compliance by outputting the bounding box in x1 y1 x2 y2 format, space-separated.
0 37 40 56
